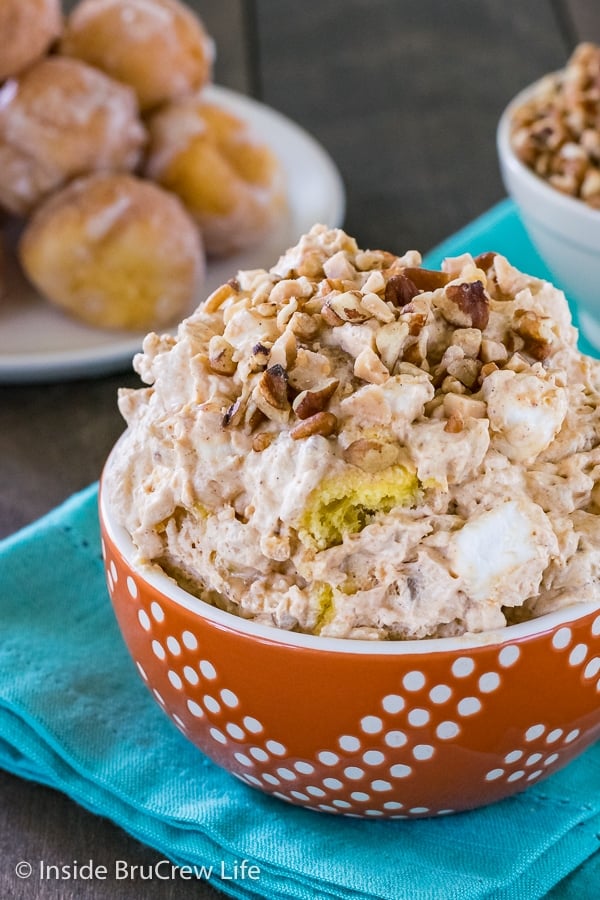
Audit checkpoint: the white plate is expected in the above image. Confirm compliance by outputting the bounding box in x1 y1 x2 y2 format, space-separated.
0 85 345 383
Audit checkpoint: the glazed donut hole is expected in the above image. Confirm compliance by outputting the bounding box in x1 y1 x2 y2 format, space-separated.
0 56 146 217
60 0 215 112
0 0 286 332
0 0 62 82
145 99 287 257
19 172 205 331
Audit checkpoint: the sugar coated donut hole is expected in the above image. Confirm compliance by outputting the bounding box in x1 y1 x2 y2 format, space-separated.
0 0 62 82
60 0 215 112
0 57 146 217
19 172 205 331
145 98 287 256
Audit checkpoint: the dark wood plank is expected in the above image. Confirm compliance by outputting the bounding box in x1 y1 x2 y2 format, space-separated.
562 0 600 43
255 0 569 255
0 770 225 900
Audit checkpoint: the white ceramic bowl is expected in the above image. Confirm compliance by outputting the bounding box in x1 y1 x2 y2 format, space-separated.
497 74 600 351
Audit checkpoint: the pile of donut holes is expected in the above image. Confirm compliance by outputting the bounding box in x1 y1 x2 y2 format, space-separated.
0 0 286 331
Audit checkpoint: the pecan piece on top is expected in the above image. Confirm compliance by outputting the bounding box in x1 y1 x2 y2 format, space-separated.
260 364 289 406
385 273 419 307
473 251 498 272
324 290 370 323
290 411 338 440
222 395 245 427
444 281 490 330
208 335 237 375
402 266 450 292
513 310 554 361
293 379 339 419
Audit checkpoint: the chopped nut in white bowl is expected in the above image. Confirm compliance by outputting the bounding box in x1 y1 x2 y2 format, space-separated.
498 42 600 351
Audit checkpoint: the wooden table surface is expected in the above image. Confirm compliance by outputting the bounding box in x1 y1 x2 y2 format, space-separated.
1 2 599 898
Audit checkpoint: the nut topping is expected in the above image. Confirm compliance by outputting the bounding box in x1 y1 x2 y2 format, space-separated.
385 273 419 306
324 290 370 323
402 267 450 292
290 411 338 440
208 335 237 374
293 380 339 419
253 364 291 422
222 395 244 427
513 311 554 361
473 251 498 272
444 281 490 329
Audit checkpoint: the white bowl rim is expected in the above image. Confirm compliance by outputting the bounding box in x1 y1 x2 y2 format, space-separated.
497 68 600 225
100 451 599 657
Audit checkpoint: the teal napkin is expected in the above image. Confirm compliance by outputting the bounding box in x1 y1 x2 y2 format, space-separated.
1 201 600 900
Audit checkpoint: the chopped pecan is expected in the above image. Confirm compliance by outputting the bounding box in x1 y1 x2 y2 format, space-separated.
293 380 339 419
513 310 554 361
444 281 490 329
320 304 345 327
247 341 271 372
290 411 338 440
406 312 428 336
288 310 320 340
246 405 267 432
204 280 239 312
324 290 370 323
252 431 274 452
343 439 400 472
222 395 245 427
259 364 289 407
473 251 498 272
360 291 395 322
385 273 419 306
402 267 450 291
208 335 237 375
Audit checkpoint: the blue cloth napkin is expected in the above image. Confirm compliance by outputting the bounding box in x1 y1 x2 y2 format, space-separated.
1 201 600 900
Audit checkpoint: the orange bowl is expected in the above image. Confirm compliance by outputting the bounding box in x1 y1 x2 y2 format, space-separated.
99 468 600 819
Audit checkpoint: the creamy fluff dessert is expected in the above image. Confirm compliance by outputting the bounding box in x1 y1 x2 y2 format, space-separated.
105 225 600 640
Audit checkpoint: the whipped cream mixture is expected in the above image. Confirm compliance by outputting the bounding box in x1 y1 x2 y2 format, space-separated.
105 225 600 639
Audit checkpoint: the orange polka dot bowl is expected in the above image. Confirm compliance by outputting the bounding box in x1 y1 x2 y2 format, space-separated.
99 481 600 820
